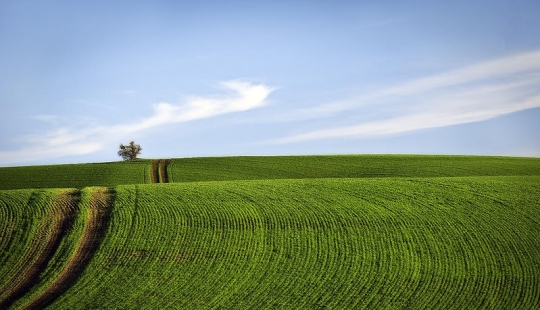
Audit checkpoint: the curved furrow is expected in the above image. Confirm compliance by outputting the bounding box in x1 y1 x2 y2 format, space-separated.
56 185 143 308
333 198 387 308
375 183 458 308
225 186 298 308
383 225 422 307
468 213 534 308
296 201 349 308
0 195 20 262
256 188 315 306
0 190 36 286
318 181 400 308
22 187 113 310
227 181 362 308
308 207 347 307
149 159 170 184
285 202 321 307
183 197 232 304
409 178 540 308
118 187 170 304
363 217 403 308
391 177 540 309
150 160 160 183
69 183 251 308
203 188 266 308
21 176 539 309
203 201 257 305
413 223 451 309
216 194 269 307
381 180 488 308
123 188 186 306
159 159 170 183
319 206 366 308
0 189 79 309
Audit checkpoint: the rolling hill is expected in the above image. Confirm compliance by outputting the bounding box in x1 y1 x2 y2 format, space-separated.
1 155 540 190
1 155 539 309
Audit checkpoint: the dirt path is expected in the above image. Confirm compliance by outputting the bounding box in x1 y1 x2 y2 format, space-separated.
151 159 170 183
0 190 80 309
151 160 161 183
159 159 170 183
22 187 114 310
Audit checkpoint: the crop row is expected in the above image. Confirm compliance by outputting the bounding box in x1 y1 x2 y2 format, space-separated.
150 159 170 184
2 155 540 191
166 155 540 183
0 187 114 309
0 161 152 190
45 176 540 309
0 190 57 296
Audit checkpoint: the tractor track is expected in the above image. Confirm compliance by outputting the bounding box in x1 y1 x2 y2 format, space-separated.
151 159 170 184
22 187 114 310
0 190 80 309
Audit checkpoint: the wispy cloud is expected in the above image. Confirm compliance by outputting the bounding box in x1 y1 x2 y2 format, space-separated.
112 80 272 134
0 81 273 165
31 114 60 124
271 50 540 144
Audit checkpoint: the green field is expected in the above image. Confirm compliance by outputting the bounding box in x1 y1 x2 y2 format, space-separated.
0 160 152 190
1 155 539 309
2 155 540 190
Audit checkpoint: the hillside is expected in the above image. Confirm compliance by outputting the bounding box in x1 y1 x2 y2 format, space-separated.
1 155 540 190
1 155 540 309
0 160 152 190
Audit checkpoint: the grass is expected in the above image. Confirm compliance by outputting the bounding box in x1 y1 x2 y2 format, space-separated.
0 160 152 190
1 155 540 190
22 187 113 309
167 155 540 181
0 187 114 309
0 189 56 294
0 155 539 308
51 177 540 308
0 189 80 309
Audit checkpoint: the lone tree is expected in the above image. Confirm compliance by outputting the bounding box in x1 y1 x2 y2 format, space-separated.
118 141 142 161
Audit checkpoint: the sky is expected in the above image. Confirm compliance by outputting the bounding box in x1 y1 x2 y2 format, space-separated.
1 0 540 166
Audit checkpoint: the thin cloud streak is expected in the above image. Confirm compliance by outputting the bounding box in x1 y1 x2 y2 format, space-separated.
0 81 273 165
31 115 60 123
271 50 540 144
300 50 540 116
111 81 273 135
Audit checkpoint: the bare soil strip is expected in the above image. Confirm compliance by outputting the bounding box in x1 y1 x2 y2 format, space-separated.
159 159 170 183
150 159 170 184
0 190 80 309
22 187 114 310
151 160 161 183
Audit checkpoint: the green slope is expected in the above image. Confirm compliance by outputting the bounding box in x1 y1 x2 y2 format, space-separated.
1 155 540 190
0 187 114 309
167 155 540 182
45 177 540 309
1 155 540 309
0 160 152 190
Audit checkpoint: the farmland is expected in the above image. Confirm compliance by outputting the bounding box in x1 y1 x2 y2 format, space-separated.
0 160 152 190
1 155 540 308
2 155 540 190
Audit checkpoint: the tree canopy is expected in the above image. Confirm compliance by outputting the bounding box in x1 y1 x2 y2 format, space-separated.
118 141 142 161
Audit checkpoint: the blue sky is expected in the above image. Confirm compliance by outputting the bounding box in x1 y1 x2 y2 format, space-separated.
1 0 540 166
